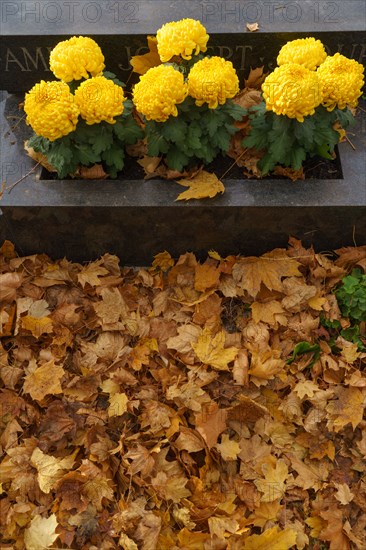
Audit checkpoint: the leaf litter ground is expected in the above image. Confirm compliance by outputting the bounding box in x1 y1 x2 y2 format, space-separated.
0 239 365 550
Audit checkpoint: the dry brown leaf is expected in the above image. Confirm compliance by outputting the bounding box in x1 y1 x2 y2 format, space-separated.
251 300 287 326
196 403 228 448
31 447 77 493
23 360 65 401
216 433 241 460
334 482 354 505
233 249 302 298
175 427 206 453
24 141 56 172
273 165 305 181
326 387 365 431
24 514 59 550
0 272 22 302
254 459 288 502
194 263 221 292
176 171 225 201
74 163 108 179
77 261 109 287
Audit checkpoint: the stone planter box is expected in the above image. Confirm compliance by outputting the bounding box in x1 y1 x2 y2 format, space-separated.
0 1 365 264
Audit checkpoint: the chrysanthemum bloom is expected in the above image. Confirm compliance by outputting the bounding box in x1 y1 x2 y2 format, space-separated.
188 57 239 109
262 64 323 122
277 37 327 71
24 80 79 141
156 18 209 62
49 36 105 82
317 53 365 111
74 76 125 125
132 65 188 122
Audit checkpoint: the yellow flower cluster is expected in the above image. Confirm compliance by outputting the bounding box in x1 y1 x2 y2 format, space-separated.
262 64 322 122
317 53 365 111
277 37 327 71
133 65 188 122
74 76 125 125
49 36 105 82
24 80 79 141
188 57 239 108
156 18 209 62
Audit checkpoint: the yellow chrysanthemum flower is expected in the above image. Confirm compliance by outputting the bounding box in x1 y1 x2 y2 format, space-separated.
24 80 79 141
74 76 125 125
317 53 365 111
49 36 105 82
187 56 239 109
132 65 188 122
262 63 323 122
277 37 327 71
156 18 209 62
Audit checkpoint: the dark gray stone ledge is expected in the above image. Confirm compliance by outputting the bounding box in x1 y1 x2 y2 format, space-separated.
1 91 365 263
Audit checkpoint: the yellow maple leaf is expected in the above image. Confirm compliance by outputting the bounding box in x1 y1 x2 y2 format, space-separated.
21 315 53 338
192 327 238 370
232 249 302 298
23 360 64 401
254 459 288 502
152 251 175 272
31 447 77 493
305 516 327 538
251 300 287 326
246 500 282 528
24 514 59 550
326 387 365 431
208 516 239 538
248 350 285 380
130 338 159 371
242 526 297 549
176 171 225 201
307 295 326 310
108 392 129 417
216 433 241 460
130 35 162 74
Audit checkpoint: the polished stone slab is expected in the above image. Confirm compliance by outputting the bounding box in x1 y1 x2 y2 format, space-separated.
1 0 365 91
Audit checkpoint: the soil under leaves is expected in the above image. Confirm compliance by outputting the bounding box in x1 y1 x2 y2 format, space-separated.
0 239 365 550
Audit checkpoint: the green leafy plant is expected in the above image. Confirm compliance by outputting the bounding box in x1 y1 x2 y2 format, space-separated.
243 103 355 175
145 97 245 172
335 268 366 322
27 98 143 179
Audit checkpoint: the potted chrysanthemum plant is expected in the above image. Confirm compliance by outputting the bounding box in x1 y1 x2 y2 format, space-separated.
241 38 365 176
24 36 143 179
131 19 247 174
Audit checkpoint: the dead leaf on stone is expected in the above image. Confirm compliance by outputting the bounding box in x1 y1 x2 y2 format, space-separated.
176 171 225 201
246 22 260 32
273 165 305 181
130 35 162 75
24 141 56 172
